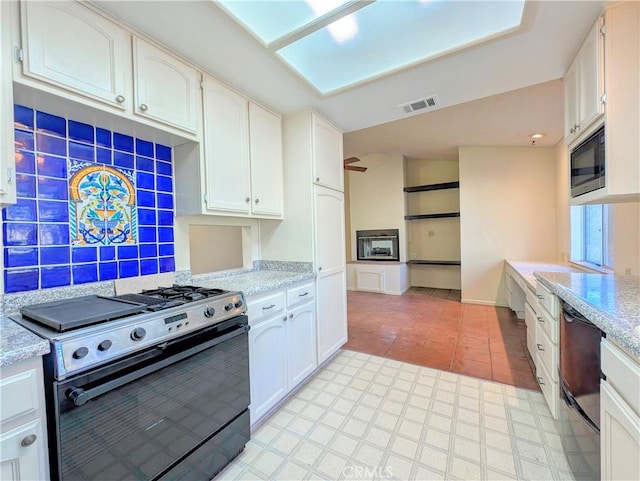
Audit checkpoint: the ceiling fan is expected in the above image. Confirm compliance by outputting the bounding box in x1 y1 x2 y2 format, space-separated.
344 157 367 172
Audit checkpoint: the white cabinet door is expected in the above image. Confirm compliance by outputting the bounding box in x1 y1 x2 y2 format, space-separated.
133 38 201 133
316 269 347 364
311 112 344 192
564 62 579 142
249 316 287 423
601 382 640 481
0 419 46 481
202 76 250 214
249 102 283 217
315 186 345 273
0 1 15 206
286 304 316 389
577 20 604 135
20 1 131 109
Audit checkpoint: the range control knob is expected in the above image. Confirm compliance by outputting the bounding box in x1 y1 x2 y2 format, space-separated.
204 306 216 318
67 387 89 406
224 303 234 311
130 327 146 341
234 299 244 309
72 347 89 359
97 340 112 351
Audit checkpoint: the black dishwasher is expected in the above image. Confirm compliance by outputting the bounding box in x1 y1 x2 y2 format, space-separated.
559 300 604 481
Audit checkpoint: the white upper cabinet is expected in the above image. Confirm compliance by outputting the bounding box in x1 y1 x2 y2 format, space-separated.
571 2 640 204
311 112 344 192
564 17 604 146
249 102 283 217
19 1 131 110
1 1 16 206
133 38 200 133
202 76 251 214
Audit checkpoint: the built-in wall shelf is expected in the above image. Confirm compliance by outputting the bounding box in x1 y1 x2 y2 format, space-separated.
407 260 461 266
404 181 460 193
404 212 460 220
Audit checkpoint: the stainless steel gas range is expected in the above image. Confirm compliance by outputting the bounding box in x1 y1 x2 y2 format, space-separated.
12 285 250 481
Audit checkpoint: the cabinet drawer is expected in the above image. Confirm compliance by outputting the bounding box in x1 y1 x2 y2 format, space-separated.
286 282 314 308
536 360 558 419
526 318 537 364
0 369 39 423
536 282 558 320
247 291 285 324
524 302 536 331
535 321 558 383
536 300 558 345
602 338 640 417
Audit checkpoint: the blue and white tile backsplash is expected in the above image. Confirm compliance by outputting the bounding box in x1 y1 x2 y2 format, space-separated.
2 105 176 293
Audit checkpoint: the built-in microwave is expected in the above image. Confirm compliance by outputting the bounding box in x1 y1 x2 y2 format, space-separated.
570 125 605 198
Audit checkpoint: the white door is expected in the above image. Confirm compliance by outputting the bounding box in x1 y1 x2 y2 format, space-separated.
577 20 604 134
20 1 131 109
0 420 46 481
601 382 640 481
133 38 200 133
202 76 250 214
249 316 287 424
286 304 316 389
249 103 283 217
311 112 344 192
316 269 347 364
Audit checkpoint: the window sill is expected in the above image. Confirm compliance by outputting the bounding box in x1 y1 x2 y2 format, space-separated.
569 260 614 275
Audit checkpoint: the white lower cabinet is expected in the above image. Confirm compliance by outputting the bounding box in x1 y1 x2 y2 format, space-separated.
0 357 49 481
601 338 640 480
316 269 347 365
248 282 316 426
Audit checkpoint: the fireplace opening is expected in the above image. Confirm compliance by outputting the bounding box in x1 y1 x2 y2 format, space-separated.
356 229 399 261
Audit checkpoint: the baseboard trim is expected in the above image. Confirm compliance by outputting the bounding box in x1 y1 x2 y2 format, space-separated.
461 298 508 307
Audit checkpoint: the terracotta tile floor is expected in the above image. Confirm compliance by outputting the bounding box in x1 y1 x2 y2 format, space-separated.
344 287 540 391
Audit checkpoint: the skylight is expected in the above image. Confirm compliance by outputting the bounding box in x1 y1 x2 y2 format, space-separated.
216 0 526 95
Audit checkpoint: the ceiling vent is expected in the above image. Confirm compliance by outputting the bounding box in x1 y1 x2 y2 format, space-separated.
400 95 440 114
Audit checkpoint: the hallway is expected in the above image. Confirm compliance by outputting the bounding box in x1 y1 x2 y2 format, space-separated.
344 288 539 391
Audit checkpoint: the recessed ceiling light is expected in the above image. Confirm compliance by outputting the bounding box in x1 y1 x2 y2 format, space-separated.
529 133 545 139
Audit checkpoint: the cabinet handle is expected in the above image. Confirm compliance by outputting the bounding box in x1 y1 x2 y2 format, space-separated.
537 376 545 386
282 316 287 321
299 292 309 297
245 197 251 203
21 434 37 447
140 104 148 112
318 267 322 271
255 198 259 204
316 177 320 182
537 316 544 323
536 294 543 299
262 304 276 310
116 95 125 104
574 123 579 130
570 127 575 134
537 343 544 351
289 313 293 319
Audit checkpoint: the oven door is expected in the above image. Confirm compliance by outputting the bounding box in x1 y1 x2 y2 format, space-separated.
51 317 250 481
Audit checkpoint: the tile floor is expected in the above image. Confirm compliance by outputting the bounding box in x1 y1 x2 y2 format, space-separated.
344 288 539 391
217 350 573 481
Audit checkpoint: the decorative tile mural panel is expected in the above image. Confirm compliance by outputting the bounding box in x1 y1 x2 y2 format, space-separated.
3 105 176 293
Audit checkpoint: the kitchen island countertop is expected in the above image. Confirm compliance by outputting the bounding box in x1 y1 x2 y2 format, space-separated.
0 315 49 367
193 269 315 297
535 272 640 360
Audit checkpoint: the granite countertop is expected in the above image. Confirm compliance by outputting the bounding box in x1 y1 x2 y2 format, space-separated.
535 272 640 359
0 316 49 367
506 260 582 291
193 270 315 297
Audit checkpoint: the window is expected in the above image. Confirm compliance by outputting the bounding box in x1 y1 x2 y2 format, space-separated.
570 204 613 268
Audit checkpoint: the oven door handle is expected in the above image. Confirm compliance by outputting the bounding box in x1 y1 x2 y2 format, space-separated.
66 324 250 407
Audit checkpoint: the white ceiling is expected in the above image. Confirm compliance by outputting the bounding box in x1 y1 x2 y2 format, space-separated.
92 0 603 158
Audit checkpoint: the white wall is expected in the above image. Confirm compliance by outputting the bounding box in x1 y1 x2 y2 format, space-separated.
348 154 407 261
459 146 557 305
174 216 259 272
188 225 243 274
